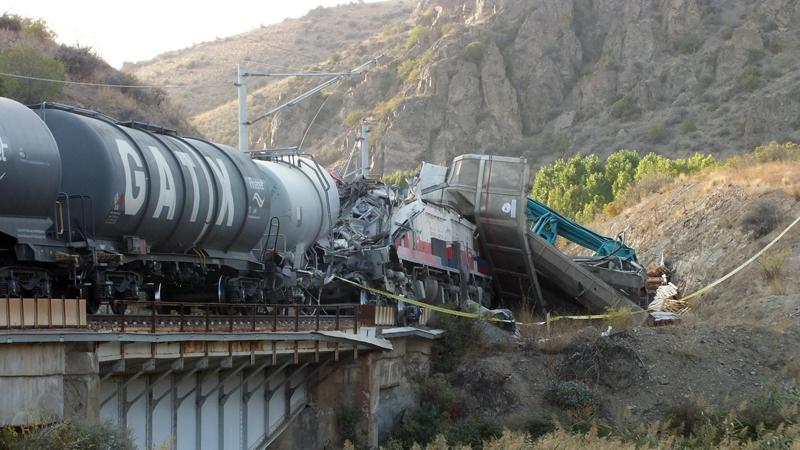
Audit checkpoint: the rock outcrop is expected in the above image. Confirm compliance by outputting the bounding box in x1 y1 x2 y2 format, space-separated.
146 0 800 172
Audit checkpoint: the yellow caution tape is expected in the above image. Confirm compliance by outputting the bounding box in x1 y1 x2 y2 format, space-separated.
678 211 800 302
334 276 483 319
334 276 621 326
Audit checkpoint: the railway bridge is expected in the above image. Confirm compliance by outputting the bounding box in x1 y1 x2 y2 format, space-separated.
0 298 441 449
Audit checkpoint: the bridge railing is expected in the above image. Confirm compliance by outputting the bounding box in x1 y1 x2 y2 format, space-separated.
89 301 377 334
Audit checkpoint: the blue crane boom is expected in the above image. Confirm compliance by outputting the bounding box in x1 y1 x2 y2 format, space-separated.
526 198 638 262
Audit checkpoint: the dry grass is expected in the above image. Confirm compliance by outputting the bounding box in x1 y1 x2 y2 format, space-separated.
392 389 800 449
757 249 789 282
128 1 412 117
698 160 800 195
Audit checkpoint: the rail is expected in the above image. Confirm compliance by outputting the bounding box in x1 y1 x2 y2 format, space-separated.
87 301 369 334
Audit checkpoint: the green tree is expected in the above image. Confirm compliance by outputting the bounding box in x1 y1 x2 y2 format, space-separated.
0 46 65 102
635 152 674 180
676 152 717 174
531 154 611 222
604 150 640 197
532 150 715 223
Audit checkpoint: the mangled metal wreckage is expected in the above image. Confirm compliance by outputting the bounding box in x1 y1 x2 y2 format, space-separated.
318 153 647 325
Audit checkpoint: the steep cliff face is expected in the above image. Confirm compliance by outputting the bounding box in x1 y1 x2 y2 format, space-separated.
176 0 800 172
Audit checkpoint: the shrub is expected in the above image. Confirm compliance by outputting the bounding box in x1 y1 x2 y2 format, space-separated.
0 14 56 42
737 65 761 92
55 44 106 80
430 314 481 373
680 120 698 134
646 123 667 144
405 25 431 50
609 96 641 121
0 420 135 449
0 46 65 102
720 27 734 40
0 13 21 32
395 373 460 446
382 166 420 187
445 415 503 448
672 35 703 54
740 200 783 238
405 66 421 83
753 141 800 162
757 250 788 281
376 94 406 118
462 41 487 65
765 36 783 54
734 384 799 440
344 109 365 127
553 381 597 409
392 385 800 448
397 59 416 80
338 405 364 446
666 398 712 437
746 49 767 64
519 415 557 439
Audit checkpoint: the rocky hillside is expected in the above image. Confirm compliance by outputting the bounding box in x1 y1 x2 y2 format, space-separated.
162 0 800 173
0 14 192 132
125 1 414 117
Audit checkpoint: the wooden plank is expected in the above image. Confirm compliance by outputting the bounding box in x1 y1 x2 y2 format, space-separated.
78 299 86 326
36 299 49 327
65 299 79 327
0 298 7 328
22 299 36 327
50 298 64 326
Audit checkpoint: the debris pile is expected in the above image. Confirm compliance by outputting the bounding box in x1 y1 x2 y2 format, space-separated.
645 256 689 314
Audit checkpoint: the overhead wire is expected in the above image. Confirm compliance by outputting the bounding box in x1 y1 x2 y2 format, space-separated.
0 71 202 89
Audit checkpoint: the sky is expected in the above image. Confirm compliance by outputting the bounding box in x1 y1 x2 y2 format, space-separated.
3 0 379 68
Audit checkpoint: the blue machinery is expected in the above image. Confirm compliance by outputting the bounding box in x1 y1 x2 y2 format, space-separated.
526 198 638 263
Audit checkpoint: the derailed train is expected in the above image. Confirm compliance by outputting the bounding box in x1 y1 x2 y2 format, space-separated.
0 97 491 314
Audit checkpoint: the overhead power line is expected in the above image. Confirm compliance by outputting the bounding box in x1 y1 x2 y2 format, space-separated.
0 71 202 89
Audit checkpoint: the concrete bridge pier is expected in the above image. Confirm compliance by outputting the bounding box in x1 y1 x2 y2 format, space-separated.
0 341 98 426
272 328 441 449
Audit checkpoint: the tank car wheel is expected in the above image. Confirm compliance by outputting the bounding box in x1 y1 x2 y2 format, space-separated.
110 300 127 315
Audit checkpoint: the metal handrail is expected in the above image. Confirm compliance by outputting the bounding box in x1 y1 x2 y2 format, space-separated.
91 300 362 334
